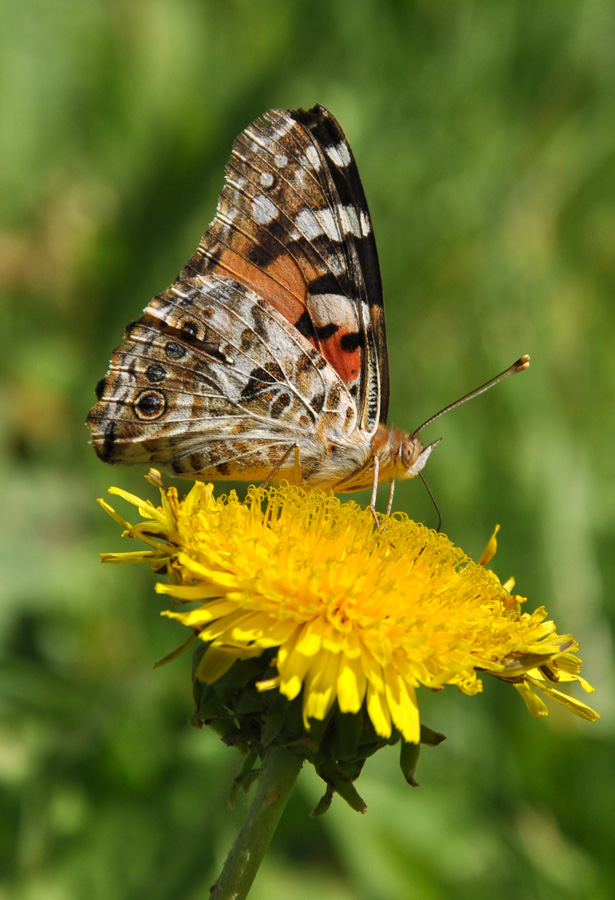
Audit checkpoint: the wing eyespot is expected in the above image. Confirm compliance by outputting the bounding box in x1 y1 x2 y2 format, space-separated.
146 363 167 383
134 390 166 420
181 320 201 341
165 341 187 360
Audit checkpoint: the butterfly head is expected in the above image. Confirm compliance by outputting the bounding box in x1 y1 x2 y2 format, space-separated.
398 434 442 480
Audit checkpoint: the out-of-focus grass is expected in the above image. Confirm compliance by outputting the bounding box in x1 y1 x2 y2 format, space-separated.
1 2 613 899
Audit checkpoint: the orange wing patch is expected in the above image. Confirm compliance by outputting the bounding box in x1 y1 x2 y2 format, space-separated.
318 329 362 386
209 246 308 324
199 239 363 391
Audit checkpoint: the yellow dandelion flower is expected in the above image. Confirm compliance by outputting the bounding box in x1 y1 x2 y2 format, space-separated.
100 471 598 752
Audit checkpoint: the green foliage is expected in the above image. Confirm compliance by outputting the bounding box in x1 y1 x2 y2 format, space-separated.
1 1 613 898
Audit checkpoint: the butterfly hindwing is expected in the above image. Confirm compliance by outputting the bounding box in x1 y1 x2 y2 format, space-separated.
88 271 358 481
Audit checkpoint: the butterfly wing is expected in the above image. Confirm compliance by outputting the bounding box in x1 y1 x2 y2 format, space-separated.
88 273 360 481
194 104 389 434
88 105 388 482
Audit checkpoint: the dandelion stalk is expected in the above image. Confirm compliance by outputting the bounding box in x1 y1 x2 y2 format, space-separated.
210 745 302 900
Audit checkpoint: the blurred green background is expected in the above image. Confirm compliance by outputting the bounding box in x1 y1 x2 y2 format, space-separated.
1 1 613 898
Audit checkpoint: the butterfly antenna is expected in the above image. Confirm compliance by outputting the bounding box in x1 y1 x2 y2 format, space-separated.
419 472 442 533
412 355 530 438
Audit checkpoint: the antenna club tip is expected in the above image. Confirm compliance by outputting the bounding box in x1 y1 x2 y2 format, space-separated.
513 354 531 371
412 355 531 436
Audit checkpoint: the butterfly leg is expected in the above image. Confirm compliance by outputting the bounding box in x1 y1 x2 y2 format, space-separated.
370 459 396 530
385 480 396 517
291 443 302 485
258 443 303 492
369 455 380 528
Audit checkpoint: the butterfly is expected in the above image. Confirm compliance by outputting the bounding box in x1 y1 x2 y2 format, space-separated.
88 104 527 516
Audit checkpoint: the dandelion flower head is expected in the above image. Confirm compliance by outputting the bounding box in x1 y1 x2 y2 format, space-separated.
100 472 597 748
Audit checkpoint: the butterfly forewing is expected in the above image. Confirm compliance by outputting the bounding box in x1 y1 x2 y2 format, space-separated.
290 105 389 430
189 105 387 434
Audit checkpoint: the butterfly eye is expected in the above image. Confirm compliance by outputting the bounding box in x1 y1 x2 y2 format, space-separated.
400 437 421 471
134 390 166 420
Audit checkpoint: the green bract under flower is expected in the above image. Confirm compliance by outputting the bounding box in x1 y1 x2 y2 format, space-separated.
100 471 597 746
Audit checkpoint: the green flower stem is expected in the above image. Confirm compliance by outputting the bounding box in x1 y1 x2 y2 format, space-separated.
210 746 303 900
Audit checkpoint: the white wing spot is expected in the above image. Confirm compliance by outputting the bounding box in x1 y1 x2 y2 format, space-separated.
340 204 361 237
305 145 322 170
260 171 275 188
293 168 307 189
252 194 279 224
309 293 354 325
359 210 371 236
274 154 288 168
266 120 293 141
315 207 340 241
326 142 352 167
295 209 324 240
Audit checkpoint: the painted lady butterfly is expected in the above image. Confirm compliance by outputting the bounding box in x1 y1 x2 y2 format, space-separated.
88 105 528 515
